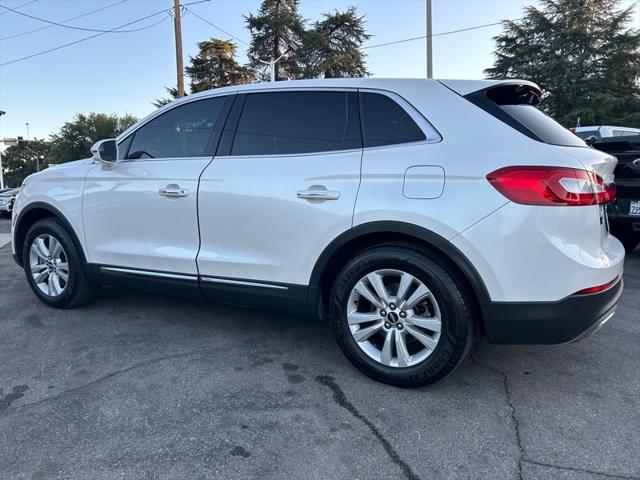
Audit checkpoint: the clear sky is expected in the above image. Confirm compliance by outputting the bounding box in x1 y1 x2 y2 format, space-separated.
0 0 638 140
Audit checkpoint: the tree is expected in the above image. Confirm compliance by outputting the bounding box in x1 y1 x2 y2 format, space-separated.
152 87 183 108
245 0 305 80
49 113 137 164
485 0 640 127
298 7 371 78
186 38 254 92
1 139 50 188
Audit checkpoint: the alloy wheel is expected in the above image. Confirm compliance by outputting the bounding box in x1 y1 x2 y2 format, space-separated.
346 269 442 368
29 234 69 297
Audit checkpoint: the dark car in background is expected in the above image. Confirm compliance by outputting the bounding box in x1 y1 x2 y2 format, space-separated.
591 135 640 252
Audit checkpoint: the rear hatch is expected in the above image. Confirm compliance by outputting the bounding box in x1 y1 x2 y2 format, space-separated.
441 79 618 249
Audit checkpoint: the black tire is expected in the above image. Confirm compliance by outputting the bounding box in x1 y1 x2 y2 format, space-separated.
329 243 475 387
22 218 100 308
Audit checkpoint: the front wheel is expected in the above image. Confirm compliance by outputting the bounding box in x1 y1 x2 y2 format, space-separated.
329 244 475 387
22 218 99 308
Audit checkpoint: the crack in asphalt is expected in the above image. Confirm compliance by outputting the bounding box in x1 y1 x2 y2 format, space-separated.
471 356 640 480
523 459 640 480
0 351 204 417
470 355 524 480
315 374 420 480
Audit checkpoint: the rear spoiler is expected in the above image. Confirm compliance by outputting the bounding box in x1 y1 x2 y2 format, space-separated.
439 79 542 98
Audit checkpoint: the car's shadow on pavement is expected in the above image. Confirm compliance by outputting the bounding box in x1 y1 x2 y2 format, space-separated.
1 245 638 480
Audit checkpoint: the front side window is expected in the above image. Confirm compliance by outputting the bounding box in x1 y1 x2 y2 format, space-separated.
127 97 227 159
360 92 426 148
231 91 361 156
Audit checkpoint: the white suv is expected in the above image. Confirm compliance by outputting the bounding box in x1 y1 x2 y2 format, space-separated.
11 79 624 386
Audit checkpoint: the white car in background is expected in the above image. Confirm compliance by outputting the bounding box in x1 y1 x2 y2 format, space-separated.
574 125 640 141
0 188 19 218
11 78 624 386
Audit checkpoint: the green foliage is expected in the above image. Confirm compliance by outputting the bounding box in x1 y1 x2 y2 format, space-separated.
298 7 371 78
1 139 50 188
152 87 184 108
186 38 254 92
245 0 305 80
485 0 640 127
49 113 137 164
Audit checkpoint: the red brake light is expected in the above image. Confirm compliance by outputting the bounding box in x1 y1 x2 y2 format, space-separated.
487 166 615 206
574 276 620 295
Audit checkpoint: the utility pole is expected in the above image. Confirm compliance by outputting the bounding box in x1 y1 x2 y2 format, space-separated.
426 0 433 78
173 0 185 97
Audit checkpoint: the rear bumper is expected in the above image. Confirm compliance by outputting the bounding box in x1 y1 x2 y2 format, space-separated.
483 278 623 344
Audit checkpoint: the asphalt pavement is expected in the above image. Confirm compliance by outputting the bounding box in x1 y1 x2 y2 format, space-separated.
0 216 638 480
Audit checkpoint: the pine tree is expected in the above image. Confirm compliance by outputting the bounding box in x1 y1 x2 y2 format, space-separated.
245 0 305 80
299 7 371 78
186 38 254 92
152 87 182 108
485 0 640 127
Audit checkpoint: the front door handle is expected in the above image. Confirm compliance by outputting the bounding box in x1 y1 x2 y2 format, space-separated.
297 189 340 201
159 184 189 198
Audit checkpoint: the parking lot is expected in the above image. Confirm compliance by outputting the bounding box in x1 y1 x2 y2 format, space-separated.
0 216 638 480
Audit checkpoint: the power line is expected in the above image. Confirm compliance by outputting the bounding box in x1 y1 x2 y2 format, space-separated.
0 11 169 67
0 0 35 16
0 1 157 34
0 0 213 67
185 7 249 47
1 0 129 41
363 19 522 50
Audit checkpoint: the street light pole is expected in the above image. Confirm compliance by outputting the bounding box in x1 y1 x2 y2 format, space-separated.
426 0 433 78
258 52 287 82
0 111 6 190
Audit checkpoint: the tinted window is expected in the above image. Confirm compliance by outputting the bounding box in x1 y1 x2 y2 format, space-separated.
499 105 585 147
117 135 133 160
361 93 426 147
231 91 361 155
128 97 226 159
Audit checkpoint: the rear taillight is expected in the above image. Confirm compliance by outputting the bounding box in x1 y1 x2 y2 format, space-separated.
574 276 620 295
487 166 615 206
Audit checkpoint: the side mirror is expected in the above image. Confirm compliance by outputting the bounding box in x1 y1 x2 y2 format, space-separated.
90 139 118 164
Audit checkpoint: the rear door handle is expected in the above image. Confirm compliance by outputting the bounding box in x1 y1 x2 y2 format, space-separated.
297 189 340 201
159 185 189 198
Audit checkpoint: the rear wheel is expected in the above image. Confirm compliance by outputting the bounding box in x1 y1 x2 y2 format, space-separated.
329 244 475 387
22 218 99 308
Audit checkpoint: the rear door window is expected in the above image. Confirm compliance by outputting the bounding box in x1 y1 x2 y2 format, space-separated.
231 91 361 156
360 92 426 147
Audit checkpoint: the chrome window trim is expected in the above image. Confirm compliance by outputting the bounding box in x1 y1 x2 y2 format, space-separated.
116 85 442 160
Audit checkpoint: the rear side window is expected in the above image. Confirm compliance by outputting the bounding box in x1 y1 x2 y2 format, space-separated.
231 91 361 155
468 84 586 147
127 97 227 159
360 93 426 147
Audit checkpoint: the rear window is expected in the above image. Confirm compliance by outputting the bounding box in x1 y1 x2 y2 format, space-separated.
467 84 586 147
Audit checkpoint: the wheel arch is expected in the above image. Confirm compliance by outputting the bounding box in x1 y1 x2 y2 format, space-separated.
308 221 491 333
13 202 88 269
